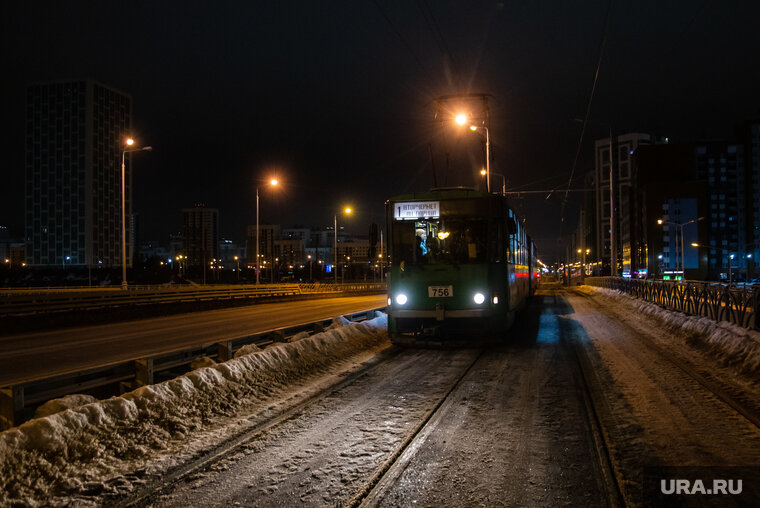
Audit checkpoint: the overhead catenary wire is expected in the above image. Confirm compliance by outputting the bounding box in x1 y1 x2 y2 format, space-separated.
370 0 428 73
416 0 458 80
560 0 615 225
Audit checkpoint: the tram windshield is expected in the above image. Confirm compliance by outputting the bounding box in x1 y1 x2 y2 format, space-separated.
392 218 492 266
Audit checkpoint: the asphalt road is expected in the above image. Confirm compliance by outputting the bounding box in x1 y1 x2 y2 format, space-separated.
0 295 387 386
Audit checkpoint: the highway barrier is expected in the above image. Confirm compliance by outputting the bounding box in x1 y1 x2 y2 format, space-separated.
585 277 759 331
0 307 385 430
0 282 387 318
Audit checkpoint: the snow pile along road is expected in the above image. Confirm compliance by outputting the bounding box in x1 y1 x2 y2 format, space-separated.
582 286 760 378
0 313 388 506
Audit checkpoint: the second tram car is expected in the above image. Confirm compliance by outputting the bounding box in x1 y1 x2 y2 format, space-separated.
386 187 537 341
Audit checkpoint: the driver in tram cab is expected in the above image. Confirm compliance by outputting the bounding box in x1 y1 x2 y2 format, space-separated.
415 228 429 261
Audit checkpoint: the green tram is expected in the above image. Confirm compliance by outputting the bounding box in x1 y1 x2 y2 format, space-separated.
386 187 538 341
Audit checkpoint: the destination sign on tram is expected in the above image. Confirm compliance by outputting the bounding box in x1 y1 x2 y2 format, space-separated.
393 201 440 220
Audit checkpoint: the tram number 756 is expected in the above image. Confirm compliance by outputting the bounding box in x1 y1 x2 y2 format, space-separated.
428 285 453 298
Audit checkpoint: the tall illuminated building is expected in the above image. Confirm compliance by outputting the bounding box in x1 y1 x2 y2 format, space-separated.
25 79 133 268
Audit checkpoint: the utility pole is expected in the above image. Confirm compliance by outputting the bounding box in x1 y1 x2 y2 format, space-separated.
609 130 617 277
580 210 586 282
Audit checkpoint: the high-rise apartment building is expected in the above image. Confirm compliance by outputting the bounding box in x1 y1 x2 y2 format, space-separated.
25 79 133 267
594 132 664 274
745 122 760 272
695 141 747 279
182 205 219 267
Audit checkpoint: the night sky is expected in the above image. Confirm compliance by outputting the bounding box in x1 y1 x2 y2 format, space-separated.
2 1 759 261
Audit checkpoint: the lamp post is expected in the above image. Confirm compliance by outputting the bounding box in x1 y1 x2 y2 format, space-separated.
658 217 703 280
256 177 279 285
456 114 491 192
234 255 240 281
480 169 506 195
121 138 152 290
577 248 591 279
469 124 490 193
691 242 734 284
334 207 352 284
307 254 313 281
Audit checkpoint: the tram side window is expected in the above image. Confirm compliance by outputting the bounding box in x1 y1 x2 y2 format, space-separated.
491 221 504 262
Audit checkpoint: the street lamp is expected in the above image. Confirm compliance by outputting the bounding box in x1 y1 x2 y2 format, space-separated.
307 254 313 281
335 207 352 284
234 255 240 281
658 217 703 279
121 138 152 290
691 242 735 284
480 168 506 195
456 114 491 193
256 177 279 284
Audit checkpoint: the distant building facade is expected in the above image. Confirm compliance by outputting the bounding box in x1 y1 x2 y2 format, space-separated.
594 132 664 274
743 121 760 279
25 79 133 268
625 144 708 280
182 205 219 267
695 141 747 280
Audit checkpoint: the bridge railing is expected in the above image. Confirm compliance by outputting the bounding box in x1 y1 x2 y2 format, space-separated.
584 277 759 331
0 282 387 318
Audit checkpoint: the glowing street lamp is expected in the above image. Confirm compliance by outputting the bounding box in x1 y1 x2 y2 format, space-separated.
456 113 491 192
121 138 152 289
658 217 703 277
480 168 506 195
256 177 279 284
691 242 735 284
334 207 352 284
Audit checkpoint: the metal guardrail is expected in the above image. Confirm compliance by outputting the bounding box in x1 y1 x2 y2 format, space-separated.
585 277 760 331
0 282 387 318
0 307 386 430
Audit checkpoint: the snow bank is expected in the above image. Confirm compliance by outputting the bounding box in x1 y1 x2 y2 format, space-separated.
0 313 388 506
189 356 217 370
33 394 98 419
583 286 760 377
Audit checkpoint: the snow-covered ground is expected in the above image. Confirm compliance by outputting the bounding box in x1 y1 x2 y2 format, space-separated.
579 285 760 379
4 287 760 507
0 314 389 507
568 286 760 504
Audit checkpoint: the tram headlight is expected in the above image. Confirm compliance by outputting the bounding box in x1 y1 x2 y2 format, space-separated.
473 292 485 305
395 294 408 305
387 297 392 306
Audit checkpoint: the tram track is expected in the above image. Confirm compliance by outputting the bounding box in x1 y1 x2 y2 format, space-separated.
350 350 485 507
554 288 627 508
120 346 405 508
356 289 624 508
120 289 627 507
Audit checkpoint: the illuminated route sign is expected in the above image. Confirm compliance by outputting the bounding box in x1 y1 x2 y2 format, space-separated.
393 201 440 220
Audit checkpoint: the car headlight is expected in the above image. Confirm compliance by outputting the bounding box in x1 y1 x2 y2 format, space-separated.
396 294 408 305
473 292 485 305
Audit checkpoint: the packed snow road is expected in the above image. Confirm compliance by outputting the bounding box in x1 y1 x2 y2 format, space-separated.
564 286 760 505
135 291 611 507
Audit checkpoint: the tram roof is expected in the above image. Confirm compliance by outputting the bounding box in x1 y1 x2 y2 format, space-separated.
385 187 502 204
